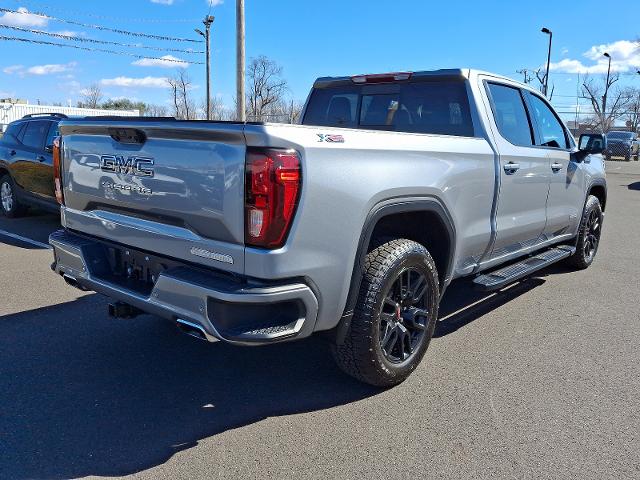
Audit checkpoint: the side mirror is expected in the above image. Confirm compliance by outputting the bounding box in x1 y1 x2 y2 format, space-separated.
578 133 606 154
45 144 54 153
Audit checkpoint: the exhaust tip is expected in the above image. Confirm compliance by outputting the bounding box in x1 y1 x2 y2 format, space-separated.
176 319 213 342
62 273 89 291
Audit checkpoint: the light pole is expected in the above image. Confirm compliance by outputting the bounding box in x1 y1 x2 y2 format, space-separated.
236 0 246 122
541 27 552 97
602 52 611 132
195 15 215 120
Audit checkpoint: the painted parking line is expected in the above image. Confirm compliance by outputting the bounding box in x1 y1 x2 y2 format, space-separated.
0 229 52 249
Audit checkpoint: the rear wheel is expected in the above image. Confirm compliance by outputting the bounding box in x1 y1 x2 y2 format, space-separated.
331 239 440 387
565 195 603 270
0 175 26 218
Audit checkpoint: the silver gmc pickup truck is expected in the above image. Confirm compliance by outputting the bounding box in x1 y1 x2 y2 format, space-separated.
49 69 607 386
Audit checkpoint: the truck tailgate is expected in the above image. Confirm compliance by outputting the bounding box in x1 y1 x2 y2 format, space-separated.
58 119 247 274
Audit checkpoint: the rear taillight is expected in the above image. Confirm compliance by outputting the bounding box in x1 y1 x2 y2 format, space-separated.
245 148 301 249
52 136 64 205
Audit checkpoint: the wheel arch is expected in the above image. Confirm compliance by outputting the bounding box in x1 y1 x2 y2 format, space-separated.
333 197 456 344
588 180 607 212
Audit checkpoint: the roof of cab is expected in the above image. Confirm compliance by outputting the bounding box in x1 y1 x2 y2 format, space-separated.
313 68 525 89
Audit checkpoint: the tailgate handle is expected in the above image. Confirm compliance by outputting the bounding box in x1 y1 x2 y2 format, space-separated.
108 128 146 145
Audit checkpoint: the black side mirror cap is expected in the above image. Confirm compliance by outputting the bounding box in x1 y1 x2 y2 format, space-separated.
578 133 607 154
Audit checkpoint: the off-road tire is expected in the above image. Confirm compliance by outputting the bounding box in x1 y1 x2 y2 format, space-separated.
565 195 603 270
0 174 27 218
331 239 440 387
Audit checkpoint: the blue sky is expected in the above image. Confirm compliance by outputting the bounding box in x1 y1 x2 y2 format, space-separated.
1 0 639 116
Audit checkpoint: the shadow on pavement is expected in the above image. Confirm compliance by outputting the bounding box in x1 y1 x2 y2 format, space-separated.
435 277 546 338
0 294 380 479
0 209 60 250
0 257 572 478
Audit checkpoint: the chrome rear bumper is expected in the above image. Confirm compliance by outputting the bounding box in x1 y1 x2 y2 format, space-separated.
49 229 319 345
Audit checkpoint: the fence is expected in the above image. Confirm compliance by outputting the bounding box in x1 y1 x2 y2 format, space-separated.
0 102 140 132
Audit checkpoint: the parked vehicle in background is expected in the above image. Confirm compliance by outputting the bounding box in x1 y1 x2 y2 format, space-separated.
49 69 607 387
0 113 65 217
604 131 639 161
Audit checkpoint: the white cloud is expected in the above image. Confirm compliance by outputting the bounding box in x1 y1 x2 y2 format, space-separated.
3 65 24 74
3 62 76 76
132 55 188 68
26 62 76 75
150 0 174 4
207 0 224 5
100 76 169 88
51 30 83 37
0 7 47 27
550 39 640 74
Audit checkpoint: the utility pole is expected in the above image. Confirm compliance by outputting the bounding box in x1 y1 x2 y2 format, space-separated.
195 15 215 120
602 52 611 132
236 0 246 122
541 27 552 97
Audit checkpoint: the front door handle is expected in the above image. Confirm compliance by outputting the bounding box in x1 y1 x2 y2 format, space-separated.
9 150 16 156
36 155 46 162
503 162 520 175
551 162 563 172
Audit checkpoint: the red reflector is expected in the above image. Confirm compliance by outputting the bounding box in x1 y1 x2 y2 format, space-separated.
52 136 64 205
245 148 301 249
351 72 413 84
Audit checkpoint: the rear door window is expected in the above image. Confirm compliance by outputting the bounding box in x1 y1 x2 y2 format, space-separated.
21 121 49 150
45 122 59 148
303 80 475 137
526 93 569 148
487 83 534 146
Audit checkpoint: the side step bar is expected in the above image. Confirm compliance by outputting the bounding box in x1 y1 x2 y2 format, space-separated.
473 246 575 292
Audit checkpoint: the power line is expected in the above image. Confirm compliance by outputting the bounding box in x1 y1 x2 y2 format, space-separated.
0 34 203 64
0 24 204 54
0 7 202 43
9 0 198 23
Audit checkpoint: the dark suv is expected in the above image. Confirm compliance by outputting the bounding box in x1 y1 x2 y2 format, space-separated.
0 113 65 217
605 131 639 161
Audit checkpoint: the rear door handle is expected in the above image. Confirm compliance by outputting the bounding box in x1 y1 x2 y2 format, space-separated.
503 162 520 174
551 163 563 172
9 150 16 156
36 155 46 162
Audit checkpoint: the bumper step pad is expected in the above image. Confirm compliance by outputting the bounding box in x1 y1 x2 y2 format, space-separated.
473 245 575 292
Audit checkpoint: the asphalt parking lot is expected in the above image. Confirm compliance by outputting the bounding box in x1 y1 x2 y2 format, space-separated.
1 161 639 480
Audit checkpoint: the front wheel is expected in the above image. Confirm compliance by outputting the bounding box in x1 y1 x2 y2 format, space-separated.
331 239 440 387
0 175 26 218
565 195 603 270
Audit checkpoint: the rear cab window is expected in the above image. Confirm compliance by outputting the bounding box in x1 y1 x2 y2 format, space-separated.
1 122 26 145
303 79 476 137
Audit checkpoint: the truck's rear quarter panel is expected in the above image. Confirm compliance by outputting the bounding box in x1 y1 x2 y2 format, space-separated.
244 123 495 331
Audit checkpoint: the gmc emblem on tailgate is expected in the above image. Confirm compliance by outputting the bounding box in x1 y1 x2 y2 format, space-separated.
100 155 155 178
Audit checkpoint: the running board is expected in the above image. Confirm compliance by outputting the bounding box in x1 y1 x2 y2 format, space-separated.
473 246 576 292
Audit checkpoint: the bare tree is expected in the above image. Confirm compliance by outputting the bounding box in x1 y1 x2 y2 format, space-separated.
624 87 640 133
145 104 169 117
78 84 103 109
516 68 554 100
201 96 233 121
581 74 630 132
247 55 288 121
167 70 197 120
